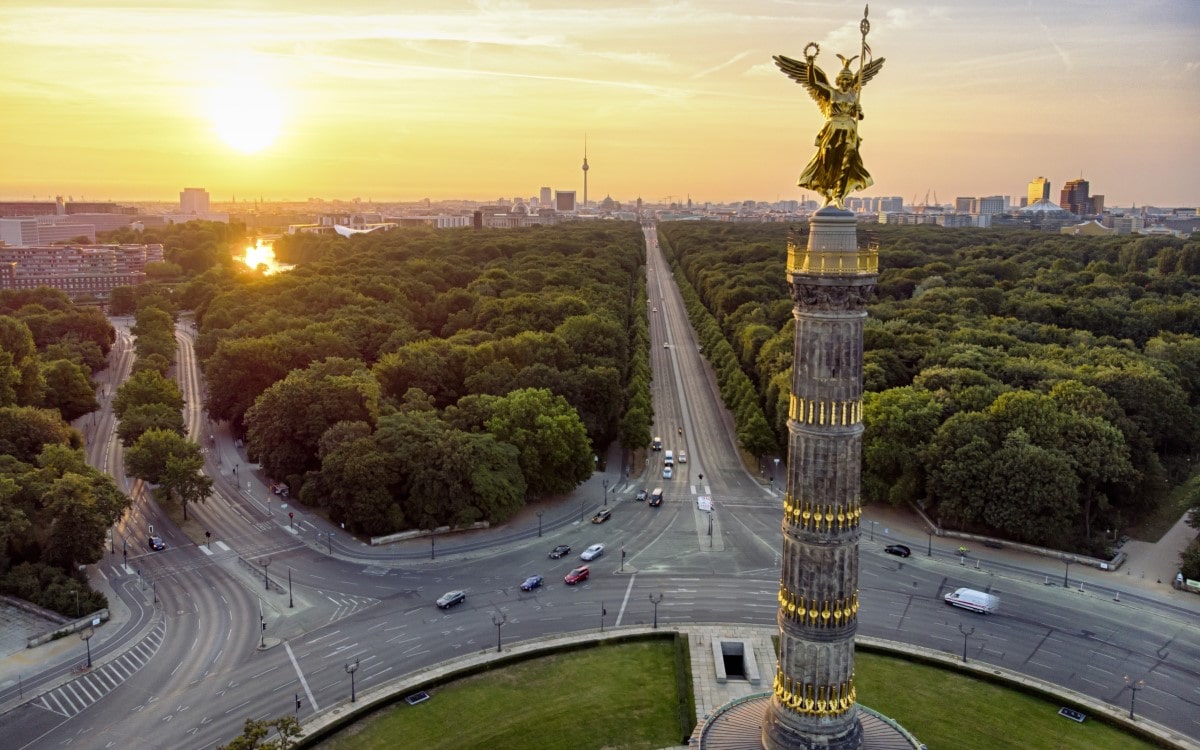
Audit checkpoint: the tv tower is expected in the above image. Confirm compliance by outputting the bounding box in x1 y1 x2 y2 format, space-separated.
581 136 589 210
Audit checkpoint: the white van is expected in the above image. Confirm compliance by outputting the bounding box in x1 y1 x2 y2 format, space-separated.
944 587 999 614
664 450 674 466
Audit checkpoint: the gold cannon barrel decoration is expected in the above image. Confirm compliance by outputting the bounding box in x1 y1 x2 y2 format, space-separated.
789 395 863 426
782 496 862 532
773 671 858 718
787 238 878 276
776 586 859 627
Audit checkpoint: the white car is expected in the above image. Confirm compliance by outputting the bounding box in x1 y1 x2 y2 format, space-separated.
679 452 687 464
580 543 605 561
663 466 673 479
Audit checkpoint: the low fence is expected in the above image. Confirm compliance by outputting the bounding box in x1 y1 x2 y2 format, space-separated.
370 522 490 546
910 503 1126 572
28 609 110 648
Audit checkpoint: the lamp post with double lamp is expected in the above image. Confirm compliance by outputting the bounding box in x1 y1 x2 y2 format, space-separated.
261 557 272 591
80 626 94 668
536 510 544 538
345 658 360 703
649 593 664 629
492 612 506 653
1124 675 1145 719
958 623 975 663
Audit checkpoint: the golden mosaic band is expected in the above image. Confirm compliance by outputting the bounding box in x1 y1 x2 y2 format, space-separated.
776 587 859 627
782 498 862 532
789 395 862 425
772 671 857 717
787 240 878 275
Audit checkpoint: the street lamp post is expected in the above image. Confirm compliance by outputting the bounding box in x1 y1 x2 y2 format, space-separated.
536 510 544 538
325 532 334 554
773 457 780 481
492 612 506 653
602 478 609 507
345 658 360 703
261 558 271 591
870 520 876 541
958 624 975 663
288 568 294 609
80 627 94 668
430 530 436 560
1124 675 1145 719
600 602 607 633
649 593 664 629
927 529 933 557
1063 556 1074 589
122 537 127 568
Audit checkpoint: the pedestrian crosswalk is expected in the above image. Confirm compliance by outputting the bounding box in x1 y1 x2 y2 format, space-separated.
32 619 165 718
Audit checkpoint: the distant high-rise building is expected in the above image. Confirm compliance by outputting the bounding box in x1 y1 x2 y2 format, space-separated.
1028 177 1050 206
581 140 589 209
180 188 210 215
978 196 1005 215
1060 179 1091 215
954 197 975 213
555 190 577 212
540 187 552 207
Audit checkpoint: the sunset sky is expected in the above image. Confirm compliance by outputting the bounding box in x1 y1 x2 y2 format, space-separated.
2 1 1197 207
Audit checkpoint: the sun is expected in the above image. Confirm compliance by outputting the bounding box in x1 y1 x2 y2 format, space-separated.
208 78 284 154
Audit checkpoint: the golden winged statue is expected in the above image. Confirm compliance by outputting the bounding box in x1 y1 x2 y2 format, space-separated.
775 11 885 209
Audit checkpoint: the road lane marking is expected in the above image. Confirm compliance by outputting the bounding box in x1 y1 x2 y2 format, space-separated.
285 641 319 713
614 573 637 626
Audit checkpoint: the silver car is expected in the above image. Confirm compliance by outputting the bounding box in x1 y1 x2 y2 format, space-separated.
580 544 605 561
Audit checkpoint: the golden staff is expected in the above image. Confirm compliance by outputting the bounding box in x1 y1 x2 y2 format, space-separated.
857 5 871 95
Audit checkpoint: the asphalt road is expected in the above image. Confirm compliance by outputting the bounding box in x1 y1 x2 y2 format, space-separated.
2 230 1198 748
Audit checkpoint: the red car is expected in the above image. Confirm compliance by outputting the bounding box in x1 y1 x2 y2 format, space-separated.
564 566 590 585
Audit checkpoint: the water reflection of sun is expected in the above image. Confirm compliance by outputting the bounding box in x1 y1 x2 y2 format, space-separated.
239 239 291 274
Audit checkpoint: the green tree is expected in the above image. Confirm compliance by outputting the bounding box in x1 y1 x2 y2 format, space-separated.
39 359 99 422
481 388 593 497
117 402 186 446
216 715 301 750
113 369 183 421
245 359 379 483
863 387 944 506
42 473 108 568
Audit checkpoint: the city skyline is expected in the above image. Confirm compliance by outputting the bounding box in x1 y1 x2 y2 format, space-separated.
1 1 1197 207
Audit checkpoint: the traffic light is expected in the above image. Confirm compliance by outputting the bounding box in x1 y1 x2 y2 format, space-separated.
295 693 302 712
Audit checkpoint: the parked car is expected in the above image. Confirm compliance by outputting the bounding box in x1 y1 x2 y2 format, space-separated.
580 543 605 561
148 535 166 551
652 307 658 313
520 575 543 591
635 489 648 502
591 508 612 524
663 466 673 480
883 544 912 558
564 566 590 585
436 590 466 609
549 544 571 559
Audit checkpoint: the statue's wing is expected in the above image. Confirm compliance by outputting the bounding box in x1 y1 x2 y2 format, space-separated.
773 54 831 117
858 57 885 87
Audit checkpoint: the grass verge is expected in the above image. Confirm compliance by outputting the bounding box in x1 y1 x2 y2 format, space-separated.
855 652 1161 750
317 640 685 750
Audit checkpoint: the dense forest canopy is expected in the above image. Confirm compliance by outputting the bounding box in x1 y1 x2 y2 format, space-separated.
659 221 1200 554
194 223 650 535
0 288 125 615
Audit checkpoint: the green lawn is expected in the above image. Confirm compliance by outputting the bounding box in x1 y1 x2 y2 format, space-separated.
314 643 1161 750
856 652 1160 750
317 641 684 750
